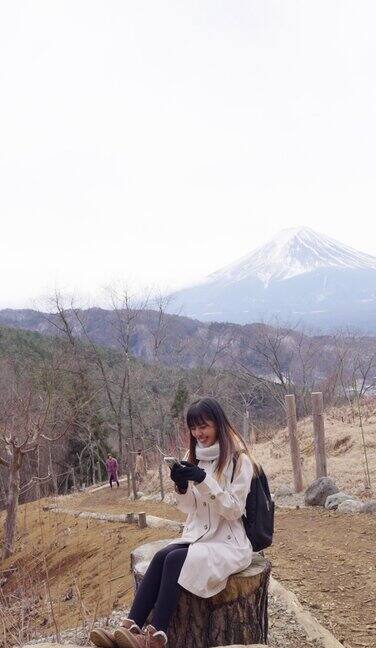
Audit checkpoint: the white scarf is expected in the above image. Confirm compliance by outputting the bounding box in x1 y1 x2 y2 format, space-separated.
195 441 220 461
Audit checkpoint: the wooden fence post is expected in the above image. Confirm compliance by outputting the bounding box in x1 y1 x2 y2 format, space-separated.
311 392 327 478
285 394 304 492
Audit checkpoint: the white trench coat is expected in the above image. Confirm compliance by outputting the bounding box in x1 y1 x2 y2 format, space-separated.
171 452 253 598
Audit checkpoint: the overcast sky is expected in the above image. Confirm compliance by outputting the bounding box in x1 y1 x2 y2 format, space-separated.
1 1 376 308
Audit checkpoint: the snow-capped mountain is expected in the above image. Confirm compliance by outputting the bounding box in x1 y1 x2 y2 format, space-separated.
169 227 376 331
209 227 376 286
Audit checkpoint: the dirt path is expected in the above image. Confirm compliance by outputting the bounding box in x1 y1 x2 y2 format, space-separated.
58 486 185 522
268 507 376 648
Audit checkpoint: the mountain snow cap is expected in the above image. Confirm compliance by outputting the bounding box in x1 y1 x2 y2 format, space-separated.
207 226 376 286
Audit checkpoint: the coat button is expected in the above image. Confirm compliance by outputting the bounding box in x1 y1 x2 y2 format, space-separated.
210 495 215 500
204 524 208 530
227 535 231 540
203 502 207 507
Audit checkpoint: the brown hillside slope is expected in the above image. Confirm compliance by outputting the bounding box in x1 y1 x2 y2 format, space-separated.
0 496 181 647
255 404 376 494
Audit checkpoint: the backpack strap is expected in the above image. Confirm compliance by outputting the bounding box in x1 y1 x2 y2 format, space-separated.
231 450 261 483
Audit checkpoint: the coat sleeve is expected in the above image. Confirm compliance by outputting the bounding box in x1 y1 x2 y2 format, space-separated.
195 454 253 521
173 484 197 514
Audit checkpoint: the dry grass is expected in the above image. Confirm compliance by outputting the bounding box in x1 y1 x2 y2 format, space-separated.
0 494 181 647
253 403 376 495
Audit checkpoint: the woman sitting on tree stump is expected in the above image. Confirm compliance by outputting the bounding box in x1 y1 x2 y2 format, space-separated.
90 397 256 648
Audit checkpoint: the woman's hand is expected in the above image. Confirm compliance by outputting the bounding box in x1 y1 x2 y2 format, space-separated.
180 461 206 484
170 463 189 493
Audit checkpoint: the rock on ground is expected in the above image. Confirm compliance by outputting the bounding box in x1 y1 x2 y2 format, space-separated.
337 499 364 513
325 491 356 510
362 499 376 513
304 477 339 507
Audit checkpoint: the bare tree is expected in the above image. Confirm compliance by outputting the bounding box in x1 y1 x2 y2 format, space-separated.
0 357 74 558
232 320 324 423
108 285 152 498
331 329 376 488
42 293 106 487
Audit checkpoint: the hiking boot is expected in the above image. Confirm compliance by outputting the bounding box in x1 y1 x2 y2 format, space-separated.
121 619 142 634
114 625 167 648
89 628 117 648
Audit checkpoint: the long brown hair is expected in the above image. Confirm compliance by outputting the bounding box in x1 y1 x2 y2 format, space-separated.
186 397 257 476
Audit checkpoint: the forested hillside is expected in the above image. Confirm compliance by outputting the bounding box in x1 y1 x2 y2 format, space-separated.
2 304 376 397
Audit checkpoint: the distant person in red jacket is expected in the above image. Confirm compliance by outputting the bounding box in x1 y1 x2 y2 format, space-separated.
106 454 119 488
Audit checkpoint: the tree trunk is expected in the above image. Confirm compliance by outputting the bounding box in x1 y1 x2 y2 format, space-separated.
3 451 21 559
117 418 124 472
131 539 271 648
242 410 249 441
0 470 7 506
126 441 138 499
91 442 96 485
157 431 164 501
126 465 131 496
49 446 58 495
71 467 77 491
35 445 41 500
141 437 148 474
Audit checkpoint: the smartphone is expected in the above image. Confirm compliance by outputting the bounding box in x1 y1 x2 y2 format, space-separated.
156 445 181 469
163 456 180 468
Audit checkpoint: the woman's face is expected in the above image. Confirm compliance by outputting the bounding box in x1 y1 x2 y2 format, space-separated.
190 419 217 447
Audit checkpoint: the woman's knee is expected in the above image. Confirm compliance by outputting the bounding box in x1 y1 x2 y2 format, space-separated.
163 549 186 575
150 546 173 569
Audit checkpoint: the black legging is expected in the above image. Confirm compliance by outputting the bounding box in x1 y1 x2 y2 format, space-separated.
110 475 119 488
129 543 189 633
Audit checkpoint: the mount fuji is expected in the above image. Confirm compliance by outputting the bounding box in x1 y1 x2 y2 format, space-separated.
169 227 376 331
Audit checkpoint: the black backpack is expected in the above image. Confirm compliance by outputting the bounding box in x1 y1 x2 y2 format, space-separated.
231 453 275 552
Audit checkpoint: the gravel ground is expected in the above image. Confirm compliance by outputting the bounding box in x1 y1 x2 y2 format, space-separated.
273 492 306 509
268 591 324 648
26 590 324 648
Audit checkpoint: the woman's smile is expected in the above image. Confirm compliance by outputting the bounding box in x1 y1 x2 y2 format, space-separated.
190 420 217 446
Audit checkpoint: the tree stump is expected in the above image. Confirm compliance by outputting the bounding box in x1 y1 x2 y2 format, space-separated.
138 512 147 528
131 539 271 648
